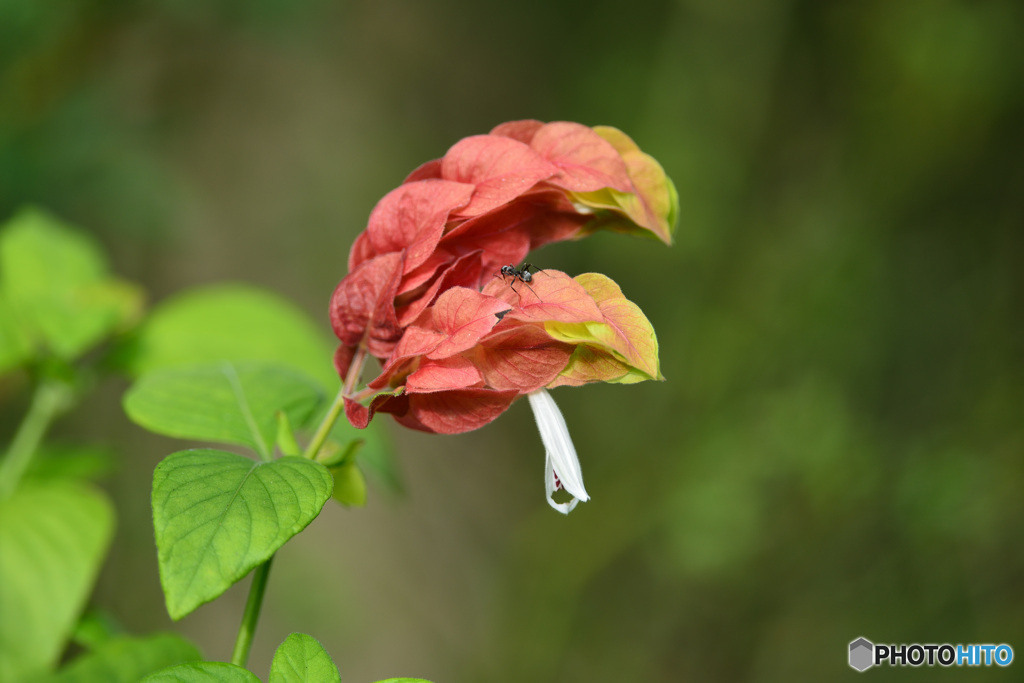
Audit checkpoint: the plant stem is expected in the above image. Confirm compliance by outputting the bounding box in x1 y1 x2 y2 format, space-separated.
228 348 367 665
303 387 346 460
231 556 274 668
0 380 72 499
302 346 367 460
341 345 369 398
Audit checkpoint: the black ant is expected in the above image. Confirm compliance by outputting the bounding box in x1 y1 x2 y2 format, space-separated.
496 262 547 300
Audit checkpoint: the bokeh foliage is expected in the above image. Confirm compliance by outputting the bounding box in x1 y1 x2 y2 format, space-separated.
2 0 1022 681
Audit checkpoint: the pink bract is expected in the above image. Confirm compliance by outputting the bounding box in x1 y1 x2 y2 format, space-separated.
343 271 659 434
330 120 675 433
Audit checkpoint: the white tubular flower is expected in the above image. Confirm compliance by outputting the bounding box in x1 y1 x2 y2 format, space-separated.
527 389 589 514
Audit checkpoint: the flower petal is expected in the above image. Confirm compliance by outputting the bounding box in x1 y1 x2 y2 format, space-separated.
395 250 485 327
367 324 446 391
439 201 539 275
490 119 544 144
344 389 405 429
574 126 678 245
405 355 483 393
366 179 474 273
403 158 443 183
427 287 510 359
481 269 604 325
546 344 638 388
544 451 578 514
398 388 519 434
528 389 588 514
472 324 573 392
347 231 376 271
329 251 404 357
543 272 662 381
529 121 634 193
441 135 559 217
439 196 588 274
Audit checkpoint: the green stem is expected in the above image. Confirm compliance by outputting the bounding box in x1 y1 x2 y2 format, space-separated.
0 380 72 499
303 387 346 460
228 349 369 666
231 556 274 668
302 346 367 460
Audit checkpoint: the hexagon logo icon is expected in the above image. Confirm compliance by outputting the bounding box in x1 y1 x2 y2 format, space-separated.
849 637 874 671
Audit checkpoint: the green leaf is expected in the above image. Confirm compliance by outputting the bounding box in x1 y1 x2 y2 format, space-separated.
70 608 124 650
269 633 340 683
24 443 116 483
124 362 324 459
152 449 333 620
0 482 114 682
313 437 367 506
330 417 403 496
312 438 358 469
113 283 338 391
142 661 261 683
0 294 33 374
329 461 367 508
43 633 202 683
275 412 301 457
0 207 143 361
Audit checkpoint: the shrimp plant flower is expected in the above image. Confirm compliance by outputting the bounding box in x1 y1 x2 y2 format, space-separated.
330 120 676 513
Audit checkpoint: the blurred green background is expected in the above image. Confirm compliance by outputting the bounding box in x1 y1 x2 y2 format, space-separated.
2 0 1023 680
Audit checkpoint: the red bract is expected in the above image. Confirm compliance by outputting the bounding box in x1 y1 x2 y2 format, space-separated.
333 121 674 355
330 120 675 434
328 251 404 358
342 270 660 434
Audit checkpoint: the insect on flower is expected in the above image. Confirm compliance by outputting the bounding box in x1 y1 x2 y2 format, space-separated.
330 120 677 514
496 262 547 301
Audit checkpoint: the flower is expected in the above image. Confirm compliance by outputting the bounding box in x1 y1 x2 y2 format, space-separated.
331 120 677 362
335 269 661 514
528 388 588 514
340 269 662 433
329 120 676 512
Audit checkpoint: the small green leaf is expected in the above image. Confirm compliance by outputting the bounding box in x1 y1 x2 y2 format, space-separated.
313 438 359 468
113 283 338 391
0 482 114 681
329 461 367 508
269 633 340 683
330 418 403 495
124 362 323 459
0 293 33 373
70 608 124 650
275 412 301 457
142 661 261 683
44 633 202 683
153 449 333 620
0 207 143 361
